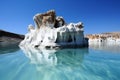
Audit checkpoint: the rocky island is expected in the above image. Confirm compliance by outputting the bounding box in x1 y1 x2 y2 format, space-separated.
20 10 88 49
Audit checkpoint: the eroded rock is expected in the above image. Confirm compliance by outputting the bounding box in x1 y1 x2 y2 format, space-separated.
20 10 88 49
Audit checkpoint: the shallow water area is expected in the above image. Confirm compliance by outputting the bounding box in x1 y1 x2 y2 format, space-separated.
0 43 120 80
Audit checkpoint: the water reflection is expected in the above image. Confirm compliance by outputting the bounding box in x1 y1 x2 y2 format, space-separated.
20 46 57 66
89 42 120 53
0 43 20 54
1 45 120 80
56 48 88 67
20 46 88 68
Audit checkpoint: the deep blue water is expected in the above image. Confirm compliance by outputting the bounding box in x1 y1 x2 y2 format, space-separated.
0 43 120 80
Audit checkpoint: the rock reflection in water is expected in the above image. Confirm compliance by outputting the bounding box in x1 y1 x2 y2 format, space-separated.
0 43 20 54
20 46 57 66
20 46 88 69
56 48 88 67
89 42 120 53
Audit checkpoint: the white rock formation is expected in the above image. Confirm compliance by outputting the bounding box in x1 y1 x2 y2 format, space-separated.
20 10 88 48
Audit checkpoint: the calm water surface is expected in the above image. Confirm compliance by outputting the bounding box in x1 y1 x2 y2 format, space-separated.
0 43 120 80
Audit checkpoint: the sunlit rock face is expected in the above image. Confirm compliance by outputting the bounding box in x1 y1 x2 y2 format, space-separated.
20 10 88 48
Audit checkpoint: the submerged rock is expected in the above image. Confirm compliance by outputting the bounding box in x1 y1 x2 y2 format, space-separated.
20 10 88 49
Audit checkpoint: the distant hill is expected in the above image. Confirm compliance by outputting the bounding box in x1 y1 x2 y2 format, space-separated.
0 29 24 46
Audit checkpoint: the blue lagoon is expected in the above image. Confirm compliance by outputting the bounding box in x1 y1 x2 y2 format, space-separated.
0 43 120 80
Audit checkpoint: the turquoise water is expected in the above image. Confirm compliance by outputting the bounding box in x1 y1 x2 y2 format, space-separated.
0 43 120 80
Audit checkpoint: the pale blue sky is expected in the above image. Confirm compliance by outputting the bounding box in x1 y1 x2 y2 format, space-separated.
0 0 120 34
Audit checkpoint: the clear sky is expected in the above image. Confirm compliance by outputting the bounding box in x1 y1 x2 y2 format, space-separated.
0 0 120 34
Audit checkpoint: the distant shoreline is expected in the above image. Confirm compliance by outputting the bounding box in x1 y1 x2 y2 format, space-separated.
1 29 120 46
0 29 24 46
86 32 120 43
